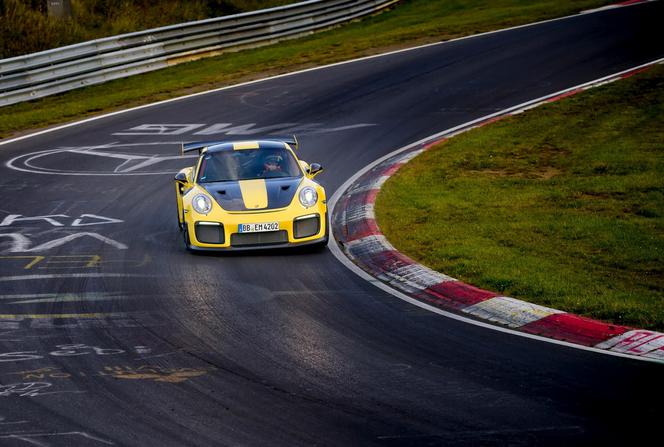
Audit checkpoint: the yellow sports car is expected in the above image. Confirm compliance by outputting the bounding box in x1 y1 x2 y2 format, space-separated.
175 137 327 251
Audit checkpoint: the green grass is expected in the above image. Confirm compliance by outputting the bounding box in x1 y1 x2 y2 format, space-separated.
375 65 664 331
0 0 611 139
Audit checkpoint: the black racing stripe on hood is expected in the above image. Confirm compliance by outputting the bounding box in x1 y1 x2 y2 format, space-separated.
204 182 245 211
203 177 302 211
265 177 302 209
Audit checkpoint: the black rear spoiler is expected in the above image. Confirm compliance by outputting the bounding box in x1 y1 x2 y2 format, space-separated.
180 135 299 156
180 141 225 156
271 135 299 150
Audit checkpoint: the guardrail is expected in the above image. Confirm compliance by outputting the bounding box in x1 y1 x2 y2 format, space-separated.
0 0 400 107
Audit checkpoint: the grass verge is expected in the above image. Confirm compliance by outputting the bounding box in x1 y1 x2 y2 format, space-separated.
0 0 611 139
375 64 664 331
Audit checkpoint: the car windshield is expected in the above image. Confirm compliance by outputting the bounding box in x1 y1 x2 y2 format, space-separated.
197 147 302 183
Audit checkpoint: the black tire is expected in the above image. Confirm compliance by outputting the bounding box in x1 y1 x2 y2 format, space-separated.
310 237 328 252
183 226 193 252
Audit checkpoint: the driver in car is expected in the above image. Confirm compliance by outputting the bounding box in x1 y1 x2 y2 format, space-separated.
260 154 284 178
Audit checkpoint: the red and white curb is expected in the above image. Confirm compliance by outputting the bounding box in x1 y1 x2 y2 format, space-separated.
581 0 654 14
330 58 664 363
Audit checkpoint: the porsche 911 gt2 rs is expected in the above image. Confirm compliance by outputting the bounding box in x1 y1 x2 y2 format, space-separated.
175 137 327 251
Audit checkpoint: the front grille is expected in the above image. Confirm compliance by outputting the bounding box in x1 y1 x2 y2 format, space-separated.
293 215 320 239
231 230 288 247
195 223 224 244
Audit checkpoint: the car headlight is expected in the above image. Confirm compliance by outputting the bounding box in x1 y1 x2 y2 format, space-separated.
299 186 318 208
192 194 212 214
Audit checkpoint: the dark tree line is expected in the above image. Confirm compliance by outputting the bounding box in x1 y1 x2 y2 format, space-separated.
1 0 295 58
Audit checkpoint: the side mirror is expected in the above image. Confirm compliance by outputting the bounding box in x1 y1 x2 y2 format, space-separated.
174 172 188 183
308 163 323 178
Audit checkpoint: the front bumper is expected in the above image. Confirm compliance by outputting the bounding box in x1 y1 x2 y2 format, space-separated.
185 207 328 251
186 234 328 252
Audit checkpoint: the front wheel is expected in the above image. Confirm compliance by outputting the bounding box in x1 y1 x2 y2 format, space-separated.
183 225 193 252
312 236 328 251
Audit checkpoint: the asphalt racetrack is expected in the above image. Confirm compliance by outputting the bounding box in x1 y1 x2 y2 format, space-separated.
0 3 662 446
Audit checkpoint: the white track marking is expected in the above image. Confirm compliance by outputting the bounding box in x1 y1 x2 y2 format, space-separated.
0 232 128 252
0 273 153 281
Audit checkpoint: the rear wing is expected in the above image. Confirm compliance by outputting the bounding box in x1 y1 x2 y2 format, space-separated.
270 135 298 150
180 141 224 156
179 135 299 156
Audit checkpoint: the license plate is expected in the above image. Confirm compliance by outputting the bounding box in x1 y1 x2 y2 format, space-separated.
238 222 279 233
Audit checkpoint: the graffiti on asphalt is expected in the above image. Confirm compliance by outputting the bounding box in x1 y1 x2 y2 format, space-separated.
112 122 376 136
8 365 216 384
0 344 149 362
0 213 126 253
0 381 85 397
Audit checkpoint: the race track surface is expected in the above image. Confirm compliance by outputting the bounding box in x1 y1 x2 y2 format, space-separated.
1 3 662 446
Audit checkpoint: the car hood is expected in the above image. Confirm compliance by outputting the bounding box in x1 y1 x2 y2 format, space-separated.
203 177 302 211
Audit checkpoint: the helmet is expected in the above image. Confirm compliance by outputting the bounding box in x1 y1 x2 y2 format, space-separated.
264 154 283 165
